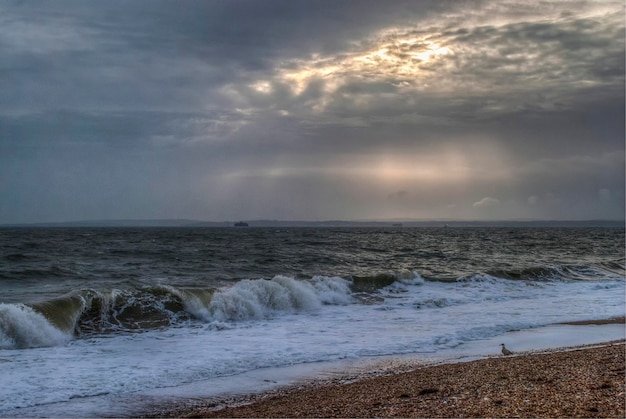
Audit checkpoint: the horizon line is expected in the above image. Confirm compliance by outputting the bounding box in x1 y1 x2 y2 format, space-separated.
1 218 624 227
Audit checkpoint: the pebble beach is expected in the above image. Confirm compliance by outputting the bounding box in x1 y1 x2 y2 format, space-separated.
172 342 624 418
154 319 625 418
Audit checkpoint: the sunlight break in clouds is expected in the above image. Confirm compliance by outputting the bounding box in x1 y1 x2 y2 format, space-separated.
242 0 623 116
277 36 452 97
0 0 623 223
210 0 624 222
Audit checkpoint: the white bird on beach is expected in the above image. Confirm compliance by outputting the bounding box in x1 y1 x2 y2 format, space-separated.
500 343 513 356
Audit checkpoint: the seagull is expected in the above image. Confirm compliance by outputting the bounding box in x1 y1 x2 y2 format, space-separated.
500 343 513 356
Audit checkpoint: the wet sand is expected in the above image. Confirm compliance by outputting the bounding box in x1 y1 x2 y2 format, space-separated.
558 316 625 326
152 319 625 418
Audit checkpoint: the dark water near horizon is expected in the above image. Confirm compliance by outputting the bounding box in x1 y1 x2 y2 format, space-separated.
0 226 624 415
1 227 624 334
3 226 624 294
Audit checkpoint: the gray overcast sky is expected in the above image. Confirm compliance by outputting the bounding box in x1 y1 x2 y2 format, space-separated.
1 0 624 223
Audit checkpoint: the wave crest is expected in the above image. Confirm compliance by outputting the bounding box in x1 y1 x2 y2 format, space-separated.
485 263 625 282
207 276 352 322
0 303 71 349
0 276 353 348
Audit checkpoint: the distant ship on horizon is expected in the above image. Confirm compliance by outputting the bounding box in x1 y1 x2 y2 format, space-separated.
234 221 249 227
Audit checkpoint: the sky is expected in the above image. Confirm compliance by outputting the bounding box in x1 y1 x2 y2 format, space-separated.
1 0 624 223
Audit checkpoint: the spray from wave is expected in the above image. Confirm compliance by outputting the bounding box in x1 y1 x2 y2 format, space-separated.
1 264 622 350
206 275 352 322
0 304 72 349
0 276 354 349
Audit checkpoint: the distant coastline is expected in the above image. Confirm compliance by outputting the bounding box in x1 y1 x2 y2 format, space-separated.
1 219 623 228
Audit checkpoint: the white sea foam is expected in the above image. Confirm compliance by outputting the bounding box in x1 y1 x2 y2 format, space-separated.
0 274 623 416
311 275 353 305
399 270 425 282
207 276 351 322
0 303 70 349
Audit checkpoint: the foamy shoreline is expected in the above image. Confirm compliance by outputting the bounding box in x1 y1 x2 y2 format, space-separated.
145 318 625 418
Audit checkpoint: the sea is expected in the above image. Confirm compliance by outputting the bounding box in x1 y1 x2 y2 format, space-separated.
1 226 624 416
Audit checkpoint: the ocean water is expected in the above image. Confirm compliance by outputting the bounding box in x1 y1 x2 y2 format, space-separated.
0 227 624 416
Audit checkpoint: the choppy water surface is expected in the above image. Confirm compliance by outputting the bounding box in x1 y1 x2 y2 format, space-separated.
0 227 624 414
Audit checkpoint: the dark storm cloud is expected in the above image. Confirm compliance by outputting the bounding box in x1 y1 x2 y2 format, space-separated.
213 2 623 171
0 0 623 223
246 6 623 126
0 0 439 113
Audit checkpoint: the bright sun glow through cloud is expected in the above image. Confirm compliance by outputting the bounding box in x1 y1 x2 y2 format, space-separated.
225 0 623 220
275 34 454 98
1 0 623 223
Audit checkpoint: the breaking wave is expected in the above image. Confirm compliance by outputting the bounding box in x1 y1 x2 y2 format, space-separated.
1 263 622 349
0 303 71 349
0 276 353 349
204 275 352 322
484 263 624 282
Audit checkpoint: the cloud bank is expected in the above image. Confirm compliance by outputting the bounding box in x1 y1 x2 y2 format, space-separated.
0 0 623 223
